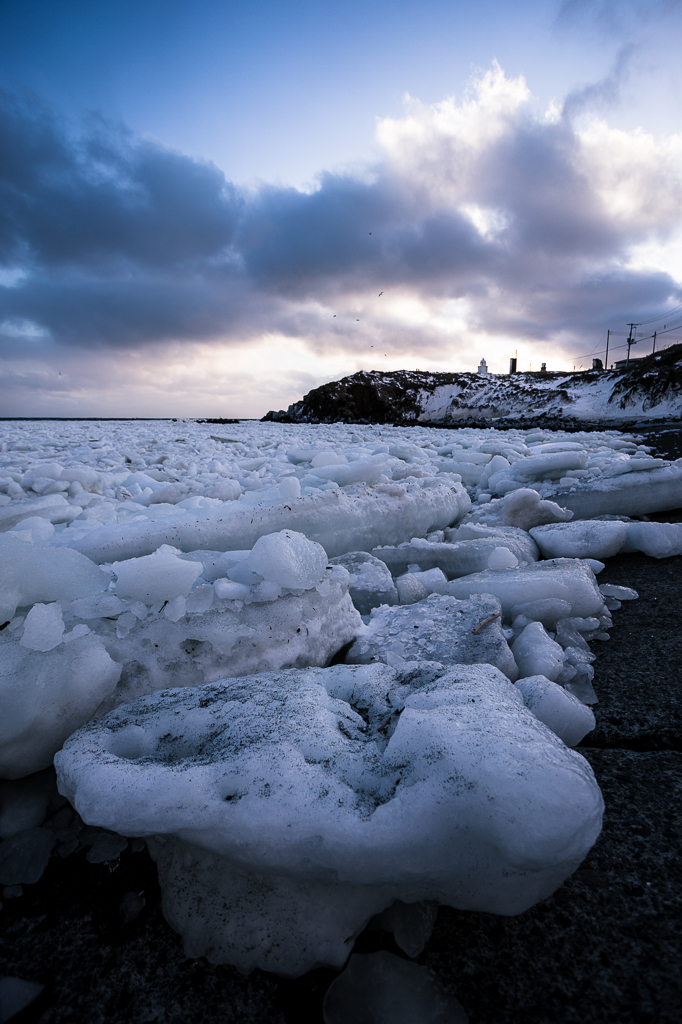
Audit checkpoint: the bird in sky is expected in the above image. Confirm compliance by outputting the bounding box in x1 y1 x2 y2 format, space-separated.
356 319 360 322
333 314 336 317
378 291 383 296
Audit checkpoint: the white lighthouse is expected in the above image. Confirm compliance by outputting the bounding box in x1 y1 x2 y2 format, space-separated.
477 357 489 376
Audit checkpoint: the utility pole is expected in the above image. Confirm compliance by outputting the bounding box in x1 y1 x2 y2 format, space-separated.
652 331 657 355
626 323 638 366
605 329 610 369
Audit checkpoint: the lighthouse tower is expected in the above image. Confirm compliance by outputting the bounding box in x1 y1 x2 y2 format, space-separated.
477 357 489 376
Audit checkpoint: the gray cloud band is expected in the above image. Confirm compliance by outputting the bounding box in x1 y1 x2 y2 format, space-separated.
0 84 680 357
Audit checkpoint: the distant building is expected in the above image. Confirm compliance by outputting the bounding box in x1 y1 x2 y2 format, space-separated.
614 356 643 369
477 357 489 376
540 362 547 373
592 358 603 370
509 357 517 374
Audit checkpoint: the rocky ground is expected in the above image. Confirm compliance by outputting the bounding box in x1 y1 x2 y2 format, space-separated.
261 345 682 428
2 445 681 1024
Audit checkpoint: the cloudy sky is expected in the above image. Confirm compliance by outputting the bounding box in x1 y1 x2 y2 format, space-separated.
2 0 682 418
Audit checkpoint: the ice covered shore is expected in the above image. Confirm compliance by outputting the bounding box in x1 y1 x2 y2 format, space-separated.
2 416 682 983
264 345 682 428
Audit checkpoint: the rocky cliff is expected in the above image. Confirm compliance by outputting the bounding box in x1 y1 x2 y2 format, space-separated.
263 345 682 427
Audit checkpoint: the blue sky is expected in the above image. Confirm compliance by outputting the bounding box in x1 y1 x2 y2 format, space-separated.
1 0 682 416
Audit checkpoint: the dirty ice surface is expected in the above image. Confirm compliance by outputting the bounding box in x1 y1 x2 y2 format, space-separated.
1 417 680 981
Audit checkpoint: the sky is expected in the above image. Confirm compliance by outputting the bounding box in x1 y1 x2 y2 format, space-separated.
1 0 682 418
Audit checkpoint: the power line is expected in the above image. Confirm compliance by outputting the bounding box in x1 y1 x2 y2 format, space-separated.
635 302 682 327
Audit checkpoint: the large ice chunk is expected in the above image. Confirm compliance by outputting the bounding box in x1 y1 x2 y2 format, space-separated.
113 545 203 604
0 494 81 532
0 534 108 623
244 530 327 589
345 593 518 680
509 598 572 630
55 663 603 976
19 603 66 652
514 450 589 479
515 676 596 747
0 633 121 779
442 559 606 621
529 520 629 560
310 453 389 486
553 461 682 520
466 489 573 531
329 552 398 615
511 622 566 682
54 480 471 562
621 521 682 558
372 531 538 580
94 564 361 712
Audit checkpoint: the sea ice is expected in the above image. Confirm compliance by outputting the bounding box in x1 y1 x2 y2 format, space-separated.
0 827 56 885
514 676 596 747
511 622 566 682
442 559 607 622
345 594 518 680
0 533 107 623
0 632 121 778
530 520 629 560
113 545 203 603
622 520 682 558
487 546 519 569
395 574 431 605
329 552 398 614
92 562 361 712
465 488 574 531
55 479 471 563
0 494 81 531
598 584 638 600
55 662 603 976
367 900 438 958
239 529 328 589
19 603 66 652
395 568 449 603
553 461 682 520
509 598 572 629
0 769 57 839
0 977 45 1021
322 951 468 1024
371 531 537 579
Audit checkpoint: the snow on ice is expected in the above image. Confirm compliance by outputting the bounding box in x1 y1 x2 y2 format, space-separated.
55 662 603 975
0 416 680 975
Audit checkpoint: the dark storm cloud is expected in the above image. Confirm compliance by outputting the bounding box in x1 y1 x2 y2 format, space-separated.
0 82 680 357
0 91 241 270
238 173 491 294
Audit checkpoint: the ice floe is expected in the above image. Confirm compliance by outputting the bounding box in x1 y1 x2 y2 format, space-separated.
55 662 603 975
2 415 679 981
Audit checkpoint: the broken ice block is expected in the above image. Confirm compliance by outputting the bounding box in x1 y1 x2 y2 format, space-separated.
345 593 518 680
55 662 603 976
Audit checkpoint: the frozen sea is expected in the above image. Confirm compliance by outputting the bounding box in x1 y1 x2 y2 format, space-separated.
1 417 682 1022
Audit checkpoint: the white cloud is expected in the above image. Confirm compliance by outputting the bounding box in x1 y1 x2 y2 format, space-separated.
0 317 49 339
376 63 530 207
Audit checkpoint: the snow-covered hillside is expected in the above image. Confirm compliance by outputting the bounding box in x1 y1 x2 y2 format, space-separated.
263 344 682 426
